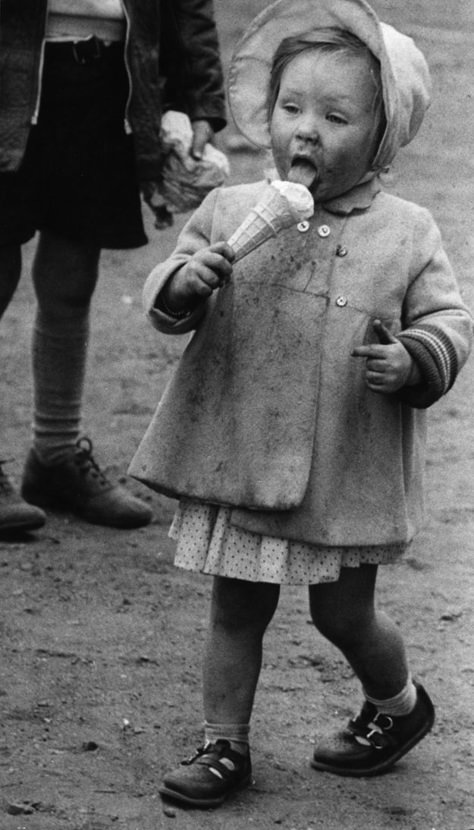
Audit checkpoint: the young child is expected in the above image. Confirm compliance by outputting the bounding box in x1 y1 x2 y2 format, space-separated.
130 0 472 808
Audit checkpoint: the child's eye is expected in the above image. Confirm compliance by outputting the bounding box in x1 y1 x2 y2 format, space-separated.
282 103 300 115
326 113 348 125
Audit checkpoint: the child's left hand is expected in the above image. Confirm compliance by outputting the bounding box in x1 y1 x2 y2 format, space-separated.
352 320 420 394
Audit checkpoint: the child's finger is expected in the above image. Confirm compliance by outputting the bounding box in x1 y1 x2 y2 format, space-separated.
190 119 213 160
352 344 389 358
373 319 398 345
209 241 236 262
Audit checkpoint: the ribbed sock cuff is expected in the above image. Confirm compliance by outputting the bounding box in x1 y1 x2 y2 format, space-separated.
204 721 250 754
364 676 417 717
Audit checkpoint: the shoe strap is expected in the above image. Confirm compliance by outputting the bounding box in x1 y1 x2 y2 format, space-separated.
353 713 397 749
347 701 377 736
181 742 246 779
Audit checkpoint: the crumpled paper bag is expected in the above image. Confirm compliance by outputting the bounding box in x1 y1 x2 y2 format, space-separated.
143 111 230 229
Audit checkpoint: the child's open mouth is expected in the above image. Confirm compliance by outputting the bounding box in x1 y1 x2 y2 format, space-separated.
288 158 318 189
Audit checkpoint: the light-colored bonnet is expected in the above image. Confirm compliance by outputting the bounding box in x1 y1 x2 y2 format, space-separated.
228 0 431 170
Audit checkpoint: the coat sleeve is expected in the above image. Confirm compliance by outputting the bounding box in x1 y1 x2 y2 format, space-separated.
160 0 226 130
397 207 473 408
142 187 221 334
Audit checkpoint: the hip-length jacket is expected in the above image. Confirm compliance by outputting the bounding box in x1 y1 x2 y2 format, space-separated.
0 0 226 178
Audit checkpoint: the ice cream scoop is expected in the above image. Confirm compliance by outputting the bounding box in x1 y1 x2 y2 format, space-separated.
228 181 314 262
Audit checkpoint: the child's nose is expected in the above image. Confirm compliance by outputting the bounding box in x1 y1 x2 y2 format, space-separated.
295 118 320 145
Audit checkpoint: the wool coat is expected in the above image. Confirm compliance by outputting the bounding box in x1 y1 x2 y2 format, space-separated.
129 177 472 547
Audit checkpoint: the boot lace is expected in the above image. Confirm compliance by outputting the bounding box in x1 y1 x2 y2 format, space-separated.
73 438 110 487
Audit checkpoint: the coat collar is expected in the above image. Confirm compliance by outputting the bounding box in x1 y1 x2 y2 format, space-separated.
322 176 382 215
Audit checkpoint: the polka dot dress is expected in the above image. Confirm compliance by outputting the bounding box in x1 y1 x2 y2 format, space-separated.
170 499 406 585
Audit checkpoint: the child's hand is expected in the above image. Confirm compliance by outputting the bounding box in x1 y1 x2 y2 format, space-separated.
352 320 420 394
163 242 234 311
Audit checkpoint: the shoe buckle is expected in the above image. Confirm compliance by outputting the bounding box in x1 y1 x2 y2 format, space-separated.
365 728 383 748
373 713 394 731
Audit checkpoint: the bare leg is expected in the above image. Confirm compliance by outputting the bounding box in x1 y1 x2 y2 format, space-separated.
203 576 280 724
309 565 409 698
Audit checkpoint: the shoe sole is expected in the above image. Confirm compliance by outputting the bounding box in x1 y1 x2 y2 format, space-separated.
0 515 45 532
22 488 151 530
21 487 153 530
310 713 435 777
159 774 252 808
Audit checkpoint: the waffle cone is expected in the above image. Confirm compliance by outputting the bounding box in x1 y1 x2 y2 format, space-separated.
228 185 304 262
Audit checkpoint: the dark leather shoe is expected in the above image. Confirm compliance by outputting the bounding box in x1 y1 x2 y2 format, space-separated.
21 438 152 529
0 460 46 532
160 740 252 807
311 682 435 777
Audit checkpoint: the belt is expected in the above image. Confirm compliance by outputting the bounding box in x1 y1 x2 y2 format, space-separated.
45 36 123 65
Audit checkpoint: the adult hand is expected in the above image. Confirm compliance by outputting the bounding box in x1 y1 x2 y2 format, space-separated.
190 119 214 160
352 319 419 393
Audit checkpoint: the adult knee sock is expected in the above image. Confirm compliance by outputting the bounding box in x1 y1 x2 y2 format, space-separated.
32 309 89 464
364 675 417 717
204 721 250 755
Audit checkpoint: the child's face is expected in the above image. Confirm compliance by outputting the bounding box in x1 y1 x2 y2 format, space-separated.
270 48 381 201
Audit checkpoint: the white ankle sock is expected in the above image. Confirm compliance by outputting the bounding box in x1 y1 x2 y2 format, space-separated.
364 677 417 717
204 721 250 755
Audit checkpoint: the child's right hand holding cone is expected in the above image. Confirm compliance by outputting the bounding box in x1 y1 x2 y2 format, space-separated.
161 242 235 313
160 181 312 314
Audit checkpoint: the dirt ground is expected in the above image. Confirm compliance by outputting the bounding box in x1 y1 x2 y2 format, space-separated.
1 2 474 829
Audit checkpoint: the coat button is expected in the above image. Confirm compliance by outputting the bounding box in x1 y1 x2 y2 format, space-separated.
336 245 348 257
335 295 347 307
297 220 310 232
317 224 331 237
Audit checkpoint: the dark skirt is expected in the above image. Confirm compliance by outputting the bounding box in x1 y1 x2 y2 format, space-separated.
0 39 147 250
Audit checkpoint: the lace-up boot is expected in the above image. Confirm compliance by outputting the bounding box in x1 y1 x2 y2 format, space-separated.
21 437 152 529
0 460 46 532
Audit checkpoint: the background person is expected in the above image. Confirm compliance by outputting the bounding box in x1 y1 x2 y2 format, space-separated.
0 0 226 532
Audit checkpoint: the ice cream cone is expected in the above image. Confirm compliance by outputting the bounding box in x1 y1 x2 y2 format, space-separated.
228 181 313 262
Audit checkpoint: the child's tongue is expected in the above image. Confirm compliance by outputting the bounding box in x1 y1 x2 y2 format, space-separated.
288 159 318 189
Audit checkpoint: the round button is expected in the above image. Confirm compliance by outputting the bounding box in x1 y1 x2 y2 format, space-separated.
335 296 348 307
297 220 310 233
336 245 348 257
318 224 331 238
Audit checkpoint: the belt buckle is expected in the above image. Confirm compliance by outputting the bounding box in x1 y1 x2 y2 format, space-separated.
72 36 102 65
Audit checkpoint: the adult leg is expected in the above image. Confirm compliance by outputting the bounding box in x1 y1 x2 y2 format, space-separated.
31 229 100 461
0 244 22 318
309 565 434 776
21 230 152 528
0 244 46 532
160 577 280 807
